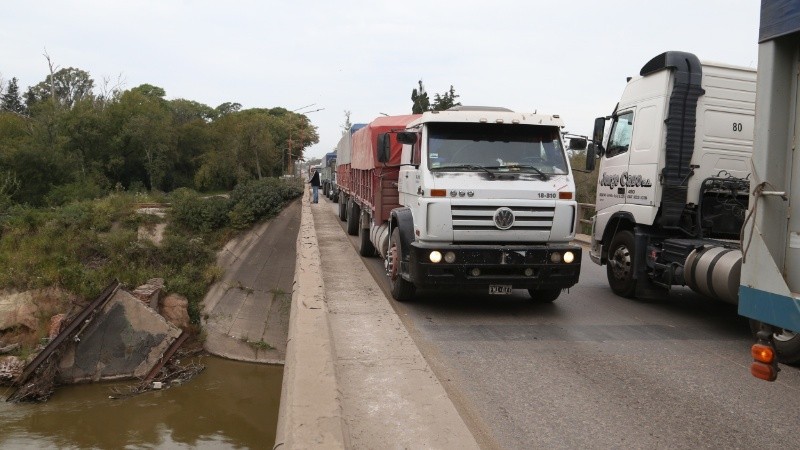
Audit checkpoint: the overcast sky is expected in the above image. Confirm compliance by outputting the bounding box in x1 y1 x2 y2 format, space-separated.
1 1 760 160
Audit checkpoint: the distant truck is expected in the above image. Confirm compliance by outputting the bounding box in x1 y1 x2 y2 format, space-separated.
739 0 800 380
331 124 367 204
337 107 582 301
586 51 756 304
321 151 336 201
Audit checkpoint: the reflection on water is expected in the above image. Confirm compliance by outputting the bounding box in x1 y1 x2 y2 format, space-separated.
0 357 283 449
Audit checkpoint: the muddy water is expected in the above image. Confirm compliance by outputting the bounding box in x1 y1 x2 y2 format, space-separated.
0 357 283 449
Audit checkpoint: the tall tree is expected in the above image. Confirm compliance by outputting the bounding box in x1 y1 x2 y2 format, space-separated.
214 102 242 118
25 67 95 109
431 85 461 111
410 80 430 114
1 78 25 115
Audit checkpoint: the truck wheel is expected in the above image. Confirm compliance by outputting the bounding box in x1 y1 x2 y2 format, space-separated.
750 320 800 364
358 224 376 257
607 230 637 298
346 200 360 236
528 288 561 303
338 195 347 221
387 228 416 301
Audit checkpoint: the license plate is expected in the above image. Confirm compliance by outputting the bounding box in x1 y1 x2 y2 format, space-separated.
489 285 512 295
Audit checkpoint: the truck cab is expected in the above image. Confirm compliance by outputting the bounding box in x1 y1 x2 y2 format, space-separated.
376 107 582 301
588 52 756 302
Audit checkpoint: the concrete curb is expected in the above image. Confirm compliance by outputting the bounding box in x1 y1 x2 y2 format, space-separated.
274 190 346 449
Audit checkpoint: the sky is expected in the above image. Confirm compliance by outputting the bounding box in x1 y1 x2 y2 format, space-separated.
1 1 761 160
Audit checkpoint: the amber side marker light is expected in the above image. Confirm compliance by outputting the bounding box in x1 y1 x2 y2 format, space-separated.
750 361 777 381
751 343 775 364
430 189 447 197
559 192 573 200
750 343 778 381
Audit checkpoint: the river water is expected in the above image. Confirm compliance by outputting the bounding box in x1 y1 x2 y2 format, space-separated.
0 357 283 449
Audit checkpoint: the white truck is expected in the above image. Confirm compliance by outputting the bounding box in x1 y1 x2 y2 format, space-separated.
339 107 583 301
587 51 756 303
739 0 800 379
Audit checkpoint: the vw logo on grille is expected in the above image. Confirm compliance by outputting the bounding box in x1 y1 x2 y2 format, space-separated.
493 207 515 230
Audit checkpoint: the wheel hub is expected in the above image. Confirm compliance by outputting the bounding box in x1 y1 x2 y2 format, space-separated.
773 329 797 342
610 245 631 280
386 244 399 280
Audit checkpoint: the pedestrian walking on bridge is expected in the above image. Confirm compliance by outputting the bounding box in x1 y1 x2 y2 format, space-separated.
309 167 321 203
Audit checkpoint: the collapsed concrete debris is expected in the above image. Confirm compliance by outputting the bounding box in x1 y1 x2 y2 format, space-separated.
6 280 202 403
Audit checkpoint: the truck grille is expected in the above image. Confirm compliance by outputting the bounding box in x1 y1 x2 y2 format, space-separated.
451 205 555 231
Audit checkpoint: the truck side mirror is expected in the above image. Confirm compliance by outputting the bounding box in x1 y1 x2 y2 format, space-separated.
396 132 417 145
377 133 391 163
585 143 597 171
587 117 606 171
569 138 587 151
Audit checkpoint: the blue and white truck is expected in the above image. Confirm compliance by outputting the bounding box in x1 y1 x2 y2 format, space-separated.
739 0 800 380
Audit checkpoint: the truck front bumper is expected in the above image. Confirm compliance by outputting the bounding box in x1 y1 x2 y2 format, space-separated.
407 242 581 290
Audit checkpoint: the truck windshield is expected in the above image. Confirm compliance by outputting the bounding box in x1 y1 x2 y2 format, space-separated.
427 123 568 175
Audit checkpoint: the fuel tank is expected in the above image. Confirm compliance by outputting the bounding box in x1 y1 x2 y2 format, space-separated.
684 246 742 304
370 223 391 258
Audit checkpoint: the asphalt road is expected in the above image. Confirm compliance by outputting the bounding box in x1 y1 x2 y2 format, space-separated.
322 197 800 450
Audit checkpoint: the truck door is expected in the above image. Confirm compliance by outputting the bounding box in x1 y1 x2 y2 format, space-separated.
596 110 634 211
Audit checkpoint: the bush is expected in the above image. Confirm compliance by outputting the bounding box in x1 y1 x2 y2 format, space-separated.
170 189 230 232
45 179 107 206
227 178 302 229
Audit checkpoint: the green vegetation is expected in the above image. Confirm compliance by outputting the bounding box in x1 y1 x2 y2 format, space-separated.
410 80 462 114
0 59 309 324
0 62 318 207
0 176 302 324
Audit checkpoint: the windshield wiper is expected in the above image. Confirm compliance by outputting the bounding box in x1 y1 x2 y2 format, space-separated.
437 164 496 179
490 164 550 181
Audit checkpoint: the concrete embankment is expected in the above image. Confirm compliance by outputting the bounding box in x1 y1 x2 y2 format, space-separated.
275 190 480 449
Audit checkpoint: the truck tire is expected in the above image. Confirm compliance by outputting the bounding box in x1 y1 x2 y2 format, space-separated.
387 228 416 301
346 200 360 236
750 320 800 364
528 288 561 303
607 230 637 298
358 224 376 257
338 196 347 221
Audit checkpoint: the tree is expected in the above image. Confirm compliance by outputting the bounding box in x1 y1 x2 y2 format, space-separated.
105 85 174 190
410 80 430 114
431 85 461 111
412 81 461 113
214 102 242 118
1 78 25 115
341 110 352 132
25 67 95 109
169 99 214 125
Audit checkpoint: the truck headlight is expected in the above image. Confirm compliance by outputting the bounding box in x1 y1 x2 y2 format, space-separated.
429 251 442 263
564 251 575 264
444 251 456 263
550 252 562 263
